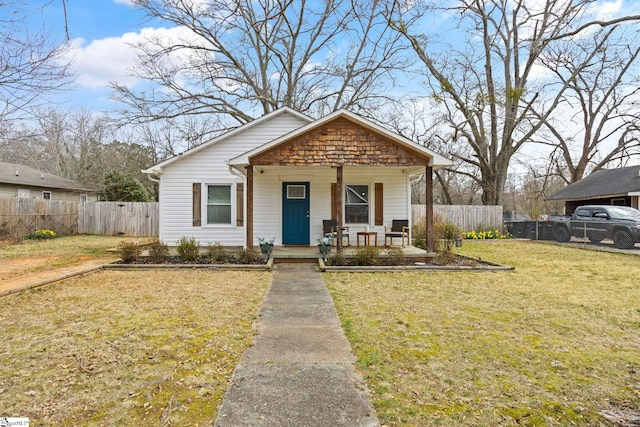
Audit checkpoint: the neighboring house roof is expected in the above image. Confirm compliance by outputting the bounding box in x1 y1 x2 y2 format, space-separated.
546 165 640 201
229 109 452 169
142 107 314 174
0 161 95 192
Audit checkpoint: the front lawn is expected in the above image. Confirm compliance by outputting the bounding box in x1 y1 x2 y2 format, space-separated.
0 269 270 426
0 235 143 281
326 240 640 426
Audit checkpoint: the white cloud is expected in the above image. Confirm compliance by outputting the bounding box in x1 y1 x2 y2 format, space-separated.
68 25 201 90
588 0 623 20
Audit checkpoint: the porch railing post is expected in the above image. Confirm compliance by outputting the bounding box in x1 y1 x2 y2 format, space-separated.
246 165 254 249
426 166 434 253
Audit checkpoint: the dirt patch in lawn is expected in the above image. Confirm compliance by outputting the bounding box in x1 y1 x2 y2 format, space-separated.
0 236 143 293
0 256 57 278
0 269 270 426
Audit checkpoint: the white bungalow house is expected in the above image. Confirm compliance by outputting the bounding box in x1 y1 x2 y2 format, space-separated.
142 108 452 253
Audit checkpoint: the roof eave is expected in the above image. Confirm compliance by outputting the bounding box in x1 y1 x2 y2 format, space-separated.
143 107 314 174
229 109 453 168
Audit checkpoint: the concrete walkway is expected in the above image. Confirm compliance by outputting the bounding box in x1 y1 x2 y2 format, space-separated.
214 263 379 427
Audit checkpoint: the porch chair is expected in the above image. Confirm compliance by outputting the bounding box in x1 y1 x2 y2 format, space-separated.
384 219 410 247
323 220 350 246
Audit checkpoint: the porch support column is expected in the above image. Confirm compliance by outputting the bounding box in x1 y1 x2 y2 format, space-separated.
246 165 254 249
336 165 343 252
425 165 434 253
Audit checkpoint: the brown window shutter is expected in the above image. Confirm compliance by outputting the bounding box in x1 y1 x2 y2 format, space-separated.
331 183 337 220
236 183 244 227
192 183 201 226
375 183 383 226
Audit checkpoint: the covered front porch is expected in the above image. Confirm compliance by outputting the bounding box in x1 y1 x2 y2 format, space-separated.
228 110 452 255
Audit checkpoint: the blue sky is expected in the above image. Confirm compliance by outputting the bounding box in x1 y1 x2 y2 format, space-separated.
9 0 636 117
28 0 153 112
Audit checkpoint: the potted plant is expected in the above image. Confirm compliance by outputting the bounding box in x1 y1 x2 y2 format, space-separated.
258 236 275 255
316 236 332 256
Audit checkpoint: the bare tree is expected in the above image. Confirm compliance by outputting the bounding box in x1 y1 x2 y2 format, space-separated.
1 108 157 195
390 0 640 205
536 27 640 184
0 0 72 122
113 0 410 132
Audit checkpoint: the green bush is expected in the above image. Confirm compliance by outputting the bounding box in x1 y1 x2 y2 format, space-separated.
24 229 57 240
177 236 200 262
354 245 381 266
147 239 169 263
233 247 261 264
207 242 228 263
117 241 141 263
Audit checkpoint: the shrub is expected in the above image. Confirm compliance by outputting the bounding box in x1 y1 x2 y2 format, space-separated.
177 236 200 262
412 218 427 249
385 247 406 265
435 220 461 252
233 247 261 264
147 239 169 263
118 241 141 263
24 229 57 240
434 249 458 265
354 245 381 266
327 252 347 266
207 242 228 263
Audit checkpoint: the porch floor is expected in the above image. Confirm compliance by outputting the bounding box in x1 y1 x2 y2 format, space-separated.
269 244 431 263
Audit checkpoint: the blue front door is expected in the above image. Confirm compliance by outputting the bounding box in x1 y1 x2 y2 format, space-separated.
282 182 310 245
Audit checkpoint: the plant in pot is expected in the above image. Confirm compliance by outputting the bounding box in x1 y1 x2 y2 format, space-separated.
316 236 332 256
258 236 275 255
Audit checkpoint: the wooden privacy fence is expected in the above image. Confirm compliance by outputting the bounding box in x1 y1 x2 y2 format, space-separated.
78 202 158 236
0 197 158 239
412 204 503 231
0 197 78 238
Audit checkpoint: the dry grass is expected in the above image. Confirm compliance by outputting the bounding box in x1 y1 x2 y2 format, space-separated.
0 235 144 280
0 269 270 426
325 240 640 426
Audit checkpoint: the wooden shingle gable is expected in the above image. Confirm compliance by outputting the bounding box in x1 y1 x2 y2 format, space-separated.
249 117 431 167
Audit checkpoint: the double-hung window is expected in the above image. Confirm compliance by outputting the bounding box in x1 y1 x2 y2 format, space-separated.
345 184 369 224
207 184 232 224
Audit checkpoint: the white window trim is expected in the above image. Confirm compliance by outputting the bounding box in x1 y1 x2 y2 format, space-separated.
202 181 237 228
42 191 52 200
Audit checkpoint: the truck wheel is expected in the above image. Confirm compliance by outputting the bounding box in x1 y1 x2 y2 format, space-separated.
554 226 571 242
613 230 635 249
587 235 603 244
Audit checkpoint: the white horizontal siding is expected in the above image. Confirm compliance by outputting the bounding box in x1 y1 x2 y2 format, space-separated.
158 112 309 246
253 166 410 247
